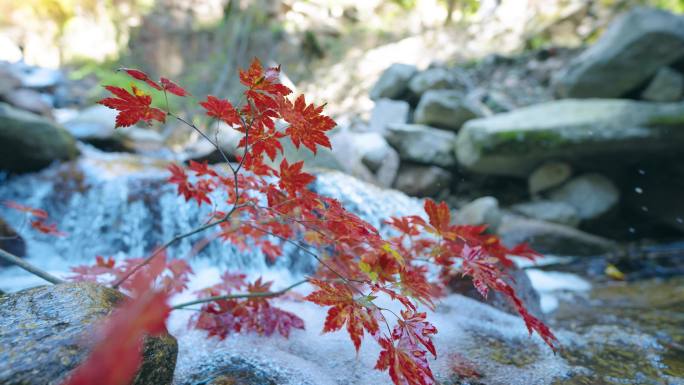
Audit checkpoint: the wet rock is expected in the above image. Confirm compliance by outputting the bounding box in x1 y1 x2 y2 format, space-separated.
0 218 25 266
456 99 684 176
510 200 580 227
393 164 452 197
549 173 619 221
175 355 289 385
528 162 572 195
4 89 52 116
456 196 502 232
413 90 481 131
448 268 544 320
368 99 410 133
20 66 63 90
553 7 684 98
62 105 125 151
0 282 177 385
331 130 399 187
0 102 77 173
497 213 618 256
0 66 21 98
641 67 684 102
386 123 458 167
369 63 417 100
408 67 466 96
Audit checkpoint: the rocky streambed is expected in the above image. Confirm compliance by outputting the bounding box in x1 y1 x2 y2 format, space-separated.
0 5 683 385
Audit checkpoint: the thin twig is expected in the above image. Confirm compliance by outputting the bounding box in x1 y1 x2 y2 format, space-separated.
243 223 366 290
0 248 64 285
111 203 244 289
172 278 308 309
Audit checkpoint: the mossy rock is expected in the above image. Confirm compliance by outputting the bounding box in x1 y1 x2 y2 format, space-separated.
0 282 177 385
0 102 78 173
456 99 684 176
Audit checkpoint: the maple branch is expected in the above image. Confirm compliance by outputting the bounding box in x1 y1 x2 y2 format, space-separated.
171 278 308 309
244 223 366 291
0 247 64 285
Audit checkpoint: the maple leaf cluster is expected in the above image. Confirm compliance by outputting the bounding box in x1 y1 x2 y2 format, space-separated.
57 58 557 385
3 200 66 236
192 273 305 338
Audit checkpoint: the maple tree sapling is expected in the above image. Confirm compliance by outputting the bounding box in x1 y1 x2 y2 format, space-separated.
0 58 558 385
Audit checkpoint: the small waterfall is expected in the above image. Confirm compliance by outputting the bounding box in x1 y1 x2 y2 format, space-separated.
0 145 423 278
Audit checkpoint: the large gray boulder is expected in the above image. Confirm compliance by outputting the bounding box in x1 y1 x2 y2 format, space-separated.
553 7 684 98
0 282 177 385
386 123 458 167
455 99 684 176
369 64 417 100
413 90 482 131
0 102 77 173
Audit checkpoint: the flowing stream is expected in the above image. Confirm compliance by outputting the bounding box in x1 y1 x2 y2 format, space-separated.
0 146 681 385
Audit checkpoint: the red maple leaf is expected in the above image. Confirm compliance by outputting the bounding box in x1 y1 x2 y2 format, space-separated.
278 159 315 196
119 68 162 90
30 220 66 237
3 200 48 219
375 337 436 385
278 95 335 154
160 77 189 96
239 58 292 96
98 85 166 128
392 310 437 358
199 95 242 126
423 199 452 237
305 279 380 352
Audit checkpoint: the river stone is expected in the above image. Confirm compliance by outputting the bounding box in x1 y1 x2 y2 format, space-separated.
455 196 502 232
497 213 617 256
386 123 458 167
549 174 619 221
0 102 77 173
4 89 52 116
553 7 684 98
368 99 410 133
0 217 26 266
528 162 572 195
413 90 481 131
369 64 417 100
393 164 452 197
408 67 465 96
62 104 126 151
331 130 399 187
641 67 684 102
0 65 21 98
0 282 177 385
455 99 684 176
510 200 581 227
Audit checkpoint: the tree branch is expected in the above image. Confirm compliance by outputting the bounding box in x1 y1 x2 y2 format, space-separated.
172 278 308 309
0 248 64 285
